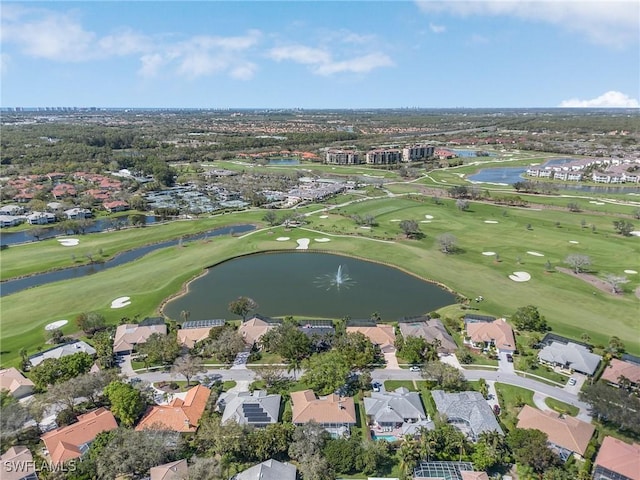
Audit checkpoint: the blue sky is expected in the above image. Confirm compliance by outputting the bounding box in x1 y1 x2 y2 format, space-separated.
1 1 639 108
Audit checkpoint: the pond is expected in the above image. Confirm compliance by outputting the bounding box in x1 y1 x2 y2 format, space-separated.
0 215 159 247
268 158 300 165
162 252 456 321
0 224 256 297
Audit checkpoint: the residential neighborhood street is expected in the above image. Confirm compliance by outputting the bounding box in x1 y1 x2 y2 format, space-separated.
126 355 592 421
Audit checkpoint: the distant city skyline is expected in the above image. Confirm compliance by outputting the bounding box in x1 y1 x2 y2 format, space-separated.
1 1 639 109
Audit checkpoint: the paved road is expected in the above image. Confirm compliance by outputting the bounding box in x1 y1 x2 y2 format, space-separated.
129 363 592 420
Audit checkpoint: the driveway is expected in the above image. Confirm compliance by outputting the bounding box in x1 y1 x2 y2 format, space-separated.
563 373 586 395
231 349 251 370
497 351 515 373
384 351 400 370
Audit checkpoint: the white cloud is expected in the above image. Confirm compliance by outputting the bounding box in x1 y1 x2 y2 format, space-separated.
98 29 153 56
313 53 395 76
1 8 96 61
0 53 10 75
429 22 447 34
415 0 639 48
559 91 640 108
268 44 393 76
268 45 332 65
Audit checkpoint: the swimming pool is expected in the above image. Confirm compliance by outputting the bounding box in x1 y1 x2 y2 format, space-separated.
372 434 399 442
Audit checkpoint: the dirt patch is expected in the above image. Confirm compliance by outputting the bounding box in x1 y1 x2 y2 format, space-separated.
556 267 618 296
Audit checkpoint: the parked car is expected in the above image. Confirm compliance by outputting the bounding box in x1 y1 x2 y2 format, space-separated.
372 382 381 392
493 404 501 416
568 378 577 386
506 354 514 363
409 366 421 372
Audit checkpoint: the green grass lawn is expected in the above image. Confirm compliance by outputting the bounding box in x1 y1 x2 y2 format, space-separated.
383 380 417 392
2 193 638 367
544 397 579 416
494 382 535 430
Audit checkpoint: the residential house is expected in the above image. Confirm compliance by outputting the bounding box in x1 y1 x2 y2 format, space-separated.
364 387 433 437
464 318 516 353
28 341 97 367
299 320 335 351
0 205 24 215
113 322 167 355
538 341 601 376
1 446 38 480
103 200 129 213
150 459 188 480
399 318 458 354
234 459 297 480
592 436 640 480
0 367 35 398
135 385 210 432
0 215 24 227
600 358 640 389
291 389 357 437
218 390 281 427
431 390 503 441
52 184 77 199
238 316 280 347
413 461 488 480
517 405 594 460
177 319 225 349
365 149 403 165
40 408 118 466
346 324 396 353
27 211 56 225
64 208 92 220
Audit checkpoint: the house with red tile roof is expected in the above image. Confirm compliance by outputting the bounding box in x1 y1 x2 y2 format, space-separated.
290 389 356 437
0 367 35 398
52 184 77 198
135 385 211 432
104 200 129 213
346 324 396 353
593 436 640 480
150 459 188 480
1 446 38 480
465 318 516 353
40 408 118 466
600 358 640 388
516 405 595 460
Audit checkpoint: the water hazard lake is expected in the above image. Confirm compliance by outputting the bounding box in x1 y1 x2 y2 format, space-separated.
163 252 456 321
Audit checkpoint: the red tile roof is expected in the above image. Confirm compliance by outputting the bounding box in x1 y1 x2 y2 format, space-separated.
41 408 118 465
594 436 640 480
136 385 211 432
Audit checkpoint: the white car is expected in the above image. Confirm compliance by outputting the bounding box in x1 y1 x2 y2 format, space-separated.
409 366 421 372
568 378 577 386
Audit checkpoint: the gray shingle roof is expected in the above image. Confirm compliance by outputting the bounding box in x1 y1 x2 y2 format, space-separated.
431 390 503 439
235 460 296 480
364 387 427 423
398 320 458 353
28 341 96 367
538 341 602 376
218 390 281 426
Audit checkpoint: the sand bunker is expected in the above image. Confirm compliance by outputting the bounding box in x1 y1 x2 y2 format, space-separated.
390 219 401 222
425 215 434 219
315 238 331 243
509 271 531 282
420 220 432 223
527 251 544 257
319 215 329 219
588 201 605 205
360 226 371 229
630 231 640 237
484 220 499 224
482 251 496 256
276 237 290 241
58 238 80 246
296 238 310 250
45 320 68 331
111 297 131 308
624 269 638 274
569 240 579 244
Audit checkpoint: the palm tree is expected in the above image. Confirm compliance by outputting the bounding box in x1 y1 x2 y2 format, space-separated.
398 437 420 480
